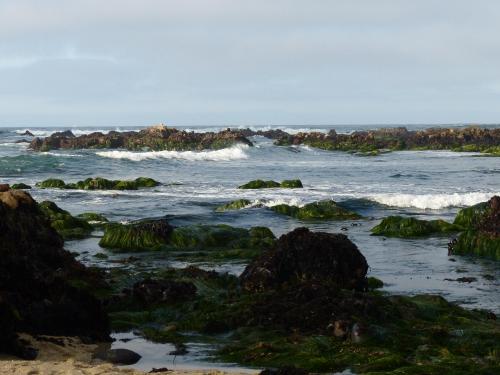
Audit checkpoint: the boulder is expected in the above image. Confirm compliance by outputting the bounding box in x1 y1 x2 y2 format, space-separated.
240 227 368 292
36 177 160 190
0 190 110 358
94 348 141 365
38 201 93 239
10 183 32 190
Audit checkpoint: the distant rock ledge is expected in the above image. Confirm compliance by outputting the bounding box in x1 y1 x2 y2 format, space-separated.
29 124 253 152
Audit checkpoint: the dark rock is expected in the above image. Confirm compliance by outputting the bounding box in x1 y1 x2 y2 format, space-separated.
29 124 252 152
240 227 368 292
20 130 34 136
94 348 141 365
0 183 10 192
149 368 171 373
129 278 197 305
260 366 308 375
0 190 110 358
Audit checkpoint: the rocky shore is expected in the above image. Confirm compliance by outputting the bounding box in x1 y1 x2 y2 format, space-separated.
1 185 499 374
28 125 500 155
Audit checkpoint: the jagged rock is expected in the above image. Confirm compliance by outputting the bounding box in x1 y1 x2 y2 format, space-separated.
240 227 368 292
0 190 110 358
272 126 500 155
29 125 253 152
20 130 34 137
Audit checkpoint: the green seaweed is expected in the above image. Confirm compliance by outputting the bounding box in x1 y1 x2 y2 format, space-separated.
215 199 252 212
451 231 500 260
371 216 461 238
36 177 160 190
10 183 31 189
271 200 361 221
38 201 93 239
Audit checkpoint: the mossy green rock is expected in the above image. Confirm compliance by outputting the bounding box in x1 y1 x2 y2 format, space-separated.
38 201 93 239
167 224 276 251
99 218 172 252
36 177 160 190
238 180 281 189
280 179 303 188
36 178 66 188
451 231 500 260
238 179 303 189
271 200 361 220
371 216 461 238
215 199 252 212
453 202 489 228
10 183 31 189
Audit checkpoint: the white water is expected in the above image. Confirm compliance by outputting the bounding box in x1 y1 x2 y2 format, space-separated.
95 144 249 161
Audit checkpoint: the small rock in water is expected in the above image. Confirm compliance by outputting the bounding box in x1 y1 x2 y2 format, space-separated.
149 368 170 373
444 277 477 283
94 348 142 365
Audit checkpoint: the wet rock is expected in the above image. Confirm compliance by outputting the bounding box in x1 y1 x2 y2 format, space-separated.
20 130 34 136
38 200 93 239
94 348 141 365
238 179 303 189
444 277 477 283
36 176 160 190
129 278 197 305
29 124 252 152
215 198 252 212
270 200 361 221
99 217 173 251
272 126 500 155
0 183 10 192
241 227 368 292
0 190 110 358
10 183 32 190
449 196 500 260
371 216 460 237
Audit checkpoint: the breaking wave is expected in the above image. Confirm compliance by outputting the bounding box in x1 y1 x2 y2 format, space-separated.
95 144 249 161
366 192 499 210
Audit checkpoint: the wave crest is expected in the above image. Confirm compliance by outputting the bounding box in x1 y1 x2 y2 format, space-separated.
367 192 499 210
96 144 249 161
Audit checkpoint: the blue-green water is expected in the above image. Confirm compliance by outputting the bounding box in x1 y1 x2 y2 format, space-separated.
1 125 499 371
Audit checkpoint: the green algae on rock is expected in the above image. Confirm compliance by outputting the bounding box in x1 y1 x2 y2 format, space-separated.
371 216 461 238
10 183 32 189
215 199 252 212
38 201 93 239
270 200 361 220
99 218 173 252
238 179 303 189
449 196 500 260
36 176 160 190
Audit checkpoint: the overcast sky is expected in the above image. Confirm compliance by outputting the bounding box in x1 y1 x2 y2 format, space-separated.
1 0 500 127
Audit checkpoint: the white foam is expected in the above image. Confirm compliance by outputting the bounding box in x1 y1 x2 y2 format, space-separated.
249 198 305 208
95 144 249 161
367 192 499 210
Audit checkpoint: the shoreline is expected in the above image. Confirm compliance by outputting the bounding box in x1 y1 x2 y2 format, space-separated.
0 334 250 375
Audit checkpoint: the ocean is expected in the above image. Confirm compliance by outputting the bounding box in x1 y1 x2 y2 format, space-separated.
1 124 499 371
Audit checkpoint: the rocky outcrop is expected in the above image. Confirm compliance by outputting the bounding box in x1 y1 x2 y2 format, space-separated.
29 124 253 152
36 176 159 190
240 227 368 292
273 126 500 154
270 200 361 221
38 201 93 239
449 196 500 260
371 216 460 237
0 189 110 358
238 179 303 189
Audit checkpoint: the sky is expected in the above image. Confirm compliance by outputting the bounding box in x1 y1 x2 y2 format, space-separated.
1 0 500 127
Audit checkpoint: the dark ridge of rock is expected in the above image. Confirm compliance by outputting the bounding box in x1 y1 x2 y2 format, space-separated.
20 130 35 137
240 227 368 293
29 124 253 152
0 189 110 358
272 126 500 154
